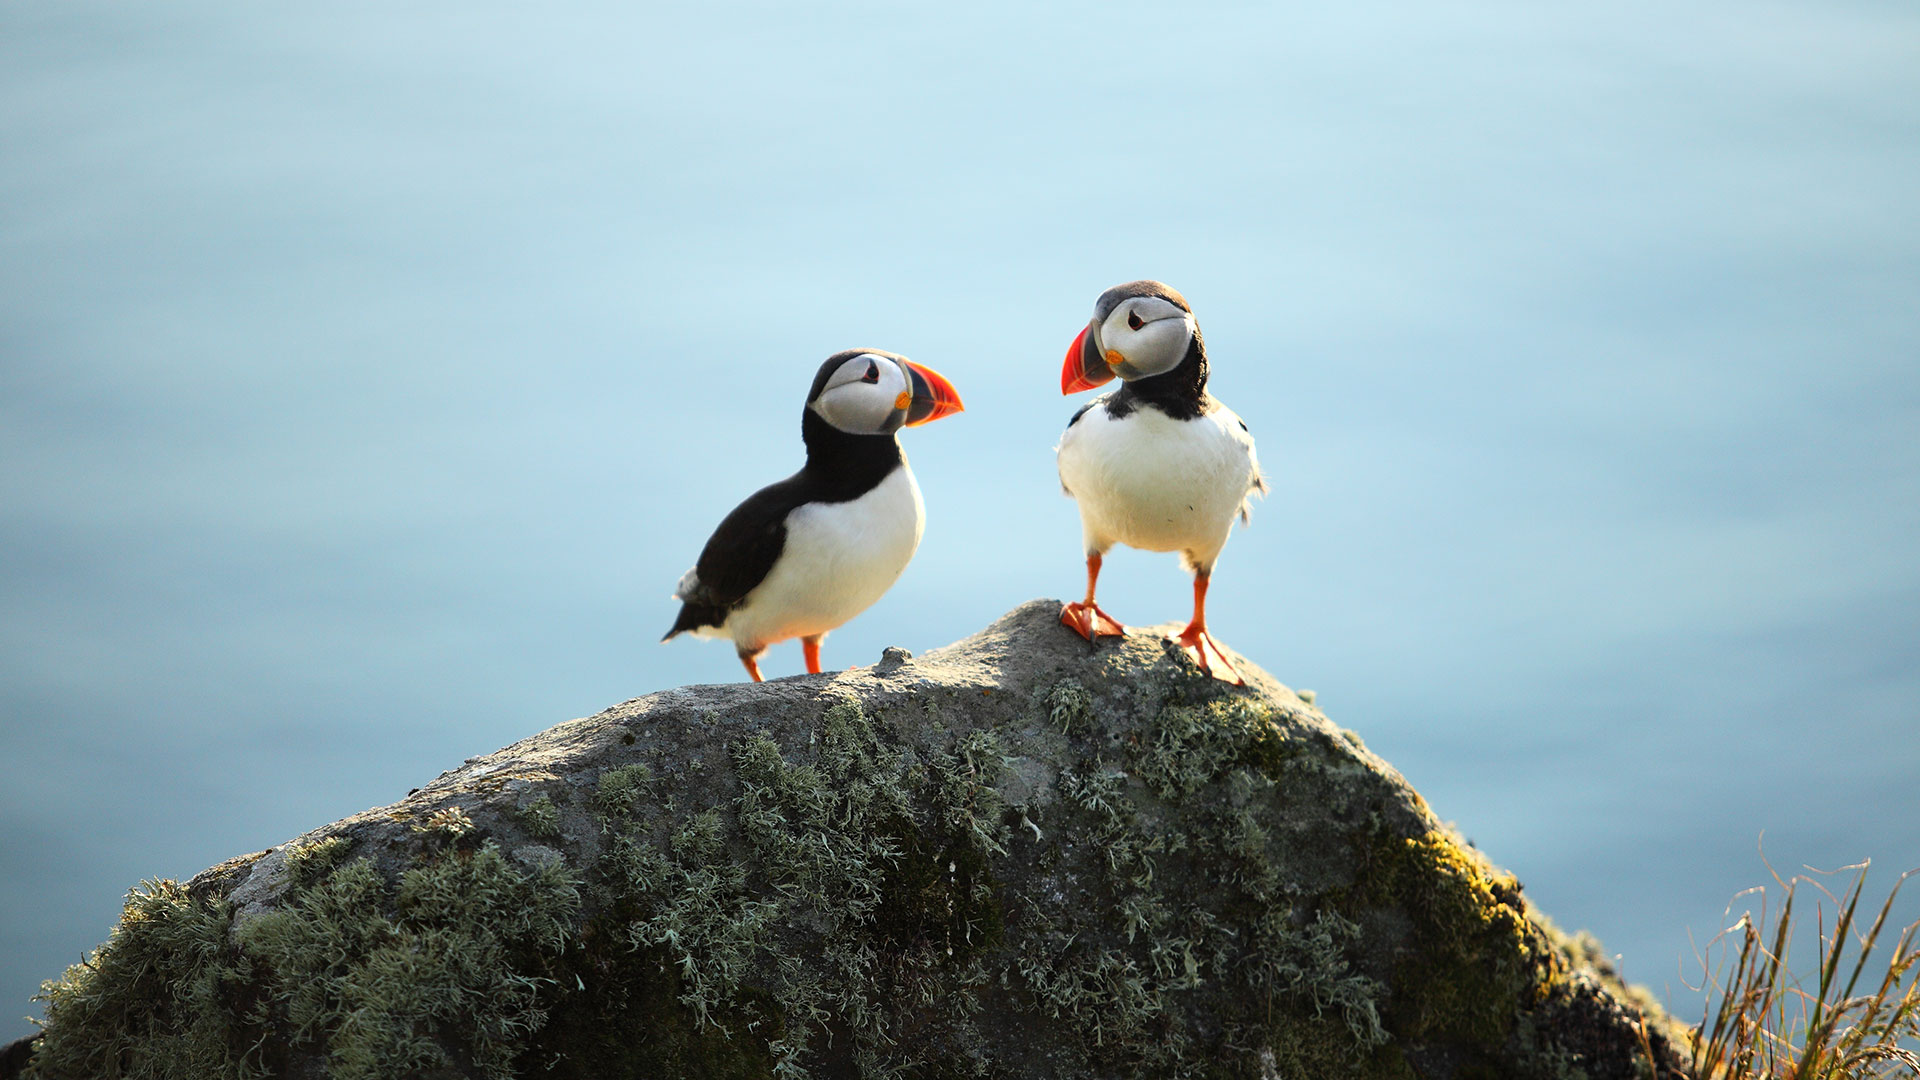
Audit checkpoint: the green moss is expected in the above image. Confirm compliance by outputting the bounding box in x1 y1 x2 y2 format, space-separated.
1353 829 1561 1050
999 687 1423 1078
518 918 780 1079
283 835 352 887
592 763 655 818
1046 678 1095 735
1247 908 1388 1049
1023 770 1387 1074
28 881 257 1080
1029 680 1609 1074
609 811 779 1032
1133 696 1301 799
585 699 1010 1078
411 805 476 838
874 824 1005 961
1015 944 1186 1065
234 841 580 1080
1216 770 1286 903
927 729 1011 857
1254 1010 1418 1080
516 793 562 838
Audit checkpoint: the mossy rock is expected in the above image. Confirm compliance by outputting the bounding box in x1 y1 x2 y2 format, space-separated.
13 601 1692 1080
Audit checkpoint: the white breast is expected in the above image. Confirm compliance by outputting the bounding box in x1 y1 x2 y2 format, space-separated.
1057 400 1262 573
715 464 925 652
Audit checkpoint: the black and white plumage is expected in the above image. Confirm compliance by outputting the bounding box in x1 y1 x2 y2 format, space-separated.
664 349 963 682
1056 280 1266 683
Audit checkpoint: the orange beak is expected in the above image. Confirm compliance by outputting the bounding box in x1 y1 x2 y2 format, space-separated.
903 360 964 426
1061 322 1116 394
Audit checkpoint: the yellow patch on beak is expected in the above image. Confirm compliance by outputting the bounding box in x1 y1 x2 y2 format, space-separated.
1104 349 1125 366
894 390 912 410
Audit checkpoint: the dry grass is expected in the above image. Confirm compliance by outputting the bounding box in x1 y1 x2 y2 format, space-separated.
1684 855 1919 1080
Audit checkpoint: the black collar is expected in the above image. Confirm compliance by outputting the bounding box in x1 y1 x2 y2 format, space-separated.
799 409 904 501
1105 332 1209 421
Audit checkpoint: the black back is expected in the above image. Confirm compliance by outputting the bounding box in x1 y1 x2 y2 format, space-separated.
663 407 904 639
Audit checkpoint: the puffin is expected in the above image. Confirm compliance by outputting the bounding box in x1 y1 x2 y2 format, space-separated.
1056 280 1267 684
663 349 964 681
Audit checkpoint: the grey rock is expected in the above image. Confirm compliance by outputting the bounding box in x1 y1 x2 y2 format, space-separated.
14 600 1690 1080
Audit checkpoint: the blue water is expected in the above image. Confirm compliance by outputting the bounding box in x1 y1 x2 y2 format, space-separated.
3 0 1917 1042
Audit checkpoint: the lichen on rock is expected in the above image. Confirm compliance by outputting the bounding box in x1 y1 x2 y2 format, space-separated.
14 601 1691 1080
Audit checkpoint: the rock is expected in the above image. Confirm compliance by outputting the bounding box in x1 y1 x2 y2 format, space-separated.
13 601 1691 1080
0 1038 32 1078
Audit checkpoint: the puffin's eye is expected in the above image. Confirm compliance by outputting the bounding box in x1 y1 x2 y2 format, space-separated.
860 361 880 383
1127 310 1144 331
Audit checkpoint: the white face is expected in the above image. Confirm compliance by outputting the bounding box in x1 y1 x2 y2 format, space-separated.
810 353 913 434
1097 296 1193 380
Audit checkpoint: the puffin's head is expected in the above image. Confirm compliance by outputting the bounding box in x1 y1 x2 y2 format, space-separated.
1061 280 1197 394
808 349 964 435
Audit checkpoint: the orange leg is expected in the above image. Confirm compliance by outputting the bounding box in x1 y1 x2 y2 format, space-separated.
1060 551 1126 641
738 650 765 683
1170 572 1244 685
801 635 823 674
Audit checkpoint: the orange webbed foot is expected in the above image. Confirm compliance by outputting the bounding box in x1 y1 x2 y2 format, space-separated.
1060 601 1127 641
1170 625 1245 686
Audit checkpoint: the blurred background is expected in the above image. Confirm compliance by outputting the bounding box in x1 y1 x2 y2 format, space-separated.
3 0 1916 1043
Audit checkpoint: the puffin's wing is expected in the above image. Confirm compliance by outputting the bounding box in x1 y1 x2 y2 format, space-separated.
1216 403 1269 522
1056 395 1107 497
662 476 807 639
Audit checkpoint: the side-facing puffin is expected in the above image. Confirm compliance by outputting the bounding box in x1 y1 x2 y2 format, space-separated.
664 349 963 681
1056 280 1266 684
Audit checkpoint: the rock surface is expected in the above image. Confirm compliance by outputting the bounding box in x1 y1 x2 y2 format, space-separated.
13 601 1690 1079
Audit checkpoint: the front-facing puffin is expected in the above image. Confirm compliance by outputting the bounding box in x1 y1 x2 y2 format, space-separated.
664 349 963 681
1056 280 1266 684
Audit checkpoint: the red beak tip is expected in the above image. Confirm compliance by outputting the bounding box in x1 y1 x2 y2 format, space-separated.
1061 324 1112 394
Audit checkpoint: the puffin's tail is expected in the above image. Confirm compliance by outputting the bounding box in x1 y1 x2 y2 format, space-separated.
661 601 716 642
663 568 727 641
672 595 710 638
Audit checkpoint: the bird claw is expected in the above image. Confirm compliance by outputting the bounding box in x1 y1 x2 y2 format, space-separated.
1170 627 1244 686
1060 601 1126 641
